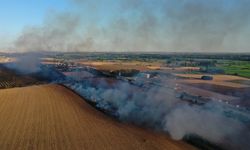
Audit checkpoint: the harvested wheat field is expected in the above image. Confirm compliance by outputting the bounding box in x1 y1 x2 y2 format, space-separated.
0 84 195 150
77 61 163 71
175 74 250 88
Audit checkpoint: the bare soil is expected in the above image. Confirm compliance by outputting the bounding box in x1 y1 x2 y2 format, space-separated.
0 84 196 150
77 61 163 71
176 74 250 88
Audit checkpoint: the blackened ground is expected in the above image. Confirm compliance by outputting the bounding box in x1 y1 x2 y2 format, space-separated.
184 135 225 150
0 64 45 88
30 65 66 82
188 83 250 107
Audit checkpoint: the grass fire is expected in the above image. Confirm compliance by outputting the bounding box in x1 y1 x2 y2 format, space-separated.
0 0 250 150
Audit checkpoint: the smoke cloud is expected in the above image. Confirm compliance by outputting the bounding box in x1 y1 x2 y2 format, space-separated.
15 12 82 52
2 51 250 149
14 0 250 52
5 53 42 74
67 79 250 150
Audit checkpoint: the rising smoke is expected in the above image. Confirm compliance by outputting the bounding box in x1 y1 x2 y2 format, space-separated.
14 0 250 52
5 53 42 74
67 78 250 150
4 51 250 149
5 0 250 149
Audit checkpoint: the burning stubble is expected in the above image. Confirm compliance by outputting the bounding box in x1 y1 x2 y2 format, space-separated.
67 79 250 150
4 0 250 149
4 53 250 150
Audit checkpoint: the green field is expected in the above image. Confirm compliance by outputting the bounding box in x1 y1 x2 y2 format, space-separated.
182 59 250 78
218 60 250 78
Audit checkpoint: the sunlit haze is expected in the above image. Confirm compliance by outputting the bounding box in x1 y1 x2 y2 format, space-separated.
0 0 250 52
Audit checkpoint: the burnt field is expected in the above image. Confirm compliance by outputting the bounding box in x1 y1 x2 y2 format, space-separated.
2 0 250 149
0 64 43 88
0 52 249 150
50 53 250 150
185 83 250 106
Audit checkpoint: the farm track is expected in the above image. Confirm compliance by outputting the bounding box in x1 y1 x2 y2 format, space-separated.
0 84 195 150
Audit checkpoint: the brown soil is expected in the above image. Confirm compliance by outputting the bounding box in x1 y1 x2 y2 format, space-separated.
160 67 200 73
176 74 250 88
77 61 163 71
0 84 196 150
186 83 250 106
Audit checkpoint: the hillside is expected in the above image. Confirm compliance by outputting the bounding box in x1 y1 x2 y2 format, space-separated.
0 84 195 150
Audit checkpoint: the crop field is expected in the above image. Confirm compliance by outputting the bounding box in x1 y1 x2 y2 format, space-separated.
0 66 42 89
1 0 250 147
217 60 250 78
175 74 250 88
0 52 248 149
77 60 163 71
173 74 250 107
0 81 15 88
0 84 195 150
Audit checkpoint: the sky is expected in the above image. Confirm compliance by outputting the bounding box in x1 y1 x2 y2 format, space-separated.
0 0 250 52
0 0 70 48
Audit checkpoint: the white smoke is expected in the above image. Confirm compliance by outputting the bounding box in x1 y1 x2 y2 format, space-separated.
5 53 42 74
67 79 250 150
13 0 250 52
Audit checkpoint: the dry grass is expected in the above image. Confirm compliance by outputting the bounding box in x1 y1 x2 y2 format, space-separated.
0 84 195 150
160 67 200 72
176 74 249 81
175 74 250 88
176 84 239 102
77 61 163 71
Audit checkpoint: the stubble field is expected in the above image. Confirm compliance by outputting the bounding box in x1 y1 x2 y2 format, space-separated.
0 84 195 150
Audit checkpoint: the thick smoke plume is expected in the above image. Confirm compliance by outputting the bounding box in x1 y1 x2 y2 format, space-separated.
67 79 250 150
14 0 250 52
3 52 250 149
15 12 82 52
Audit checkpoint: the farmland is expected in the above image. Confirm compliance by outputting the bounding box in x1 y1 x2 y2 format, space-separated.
217 60 250 78
175 74 250 88
51 52 250 77
174 74 250 107
0 84 195 150
0 65 43 89
77 60 162 71
0 52 248 149
44 52 250 110
1 0 250 149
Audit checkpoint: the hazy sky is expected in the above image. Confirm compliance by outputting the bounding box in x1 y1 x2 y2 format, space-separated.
0 0 69 45
0 0 250 52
